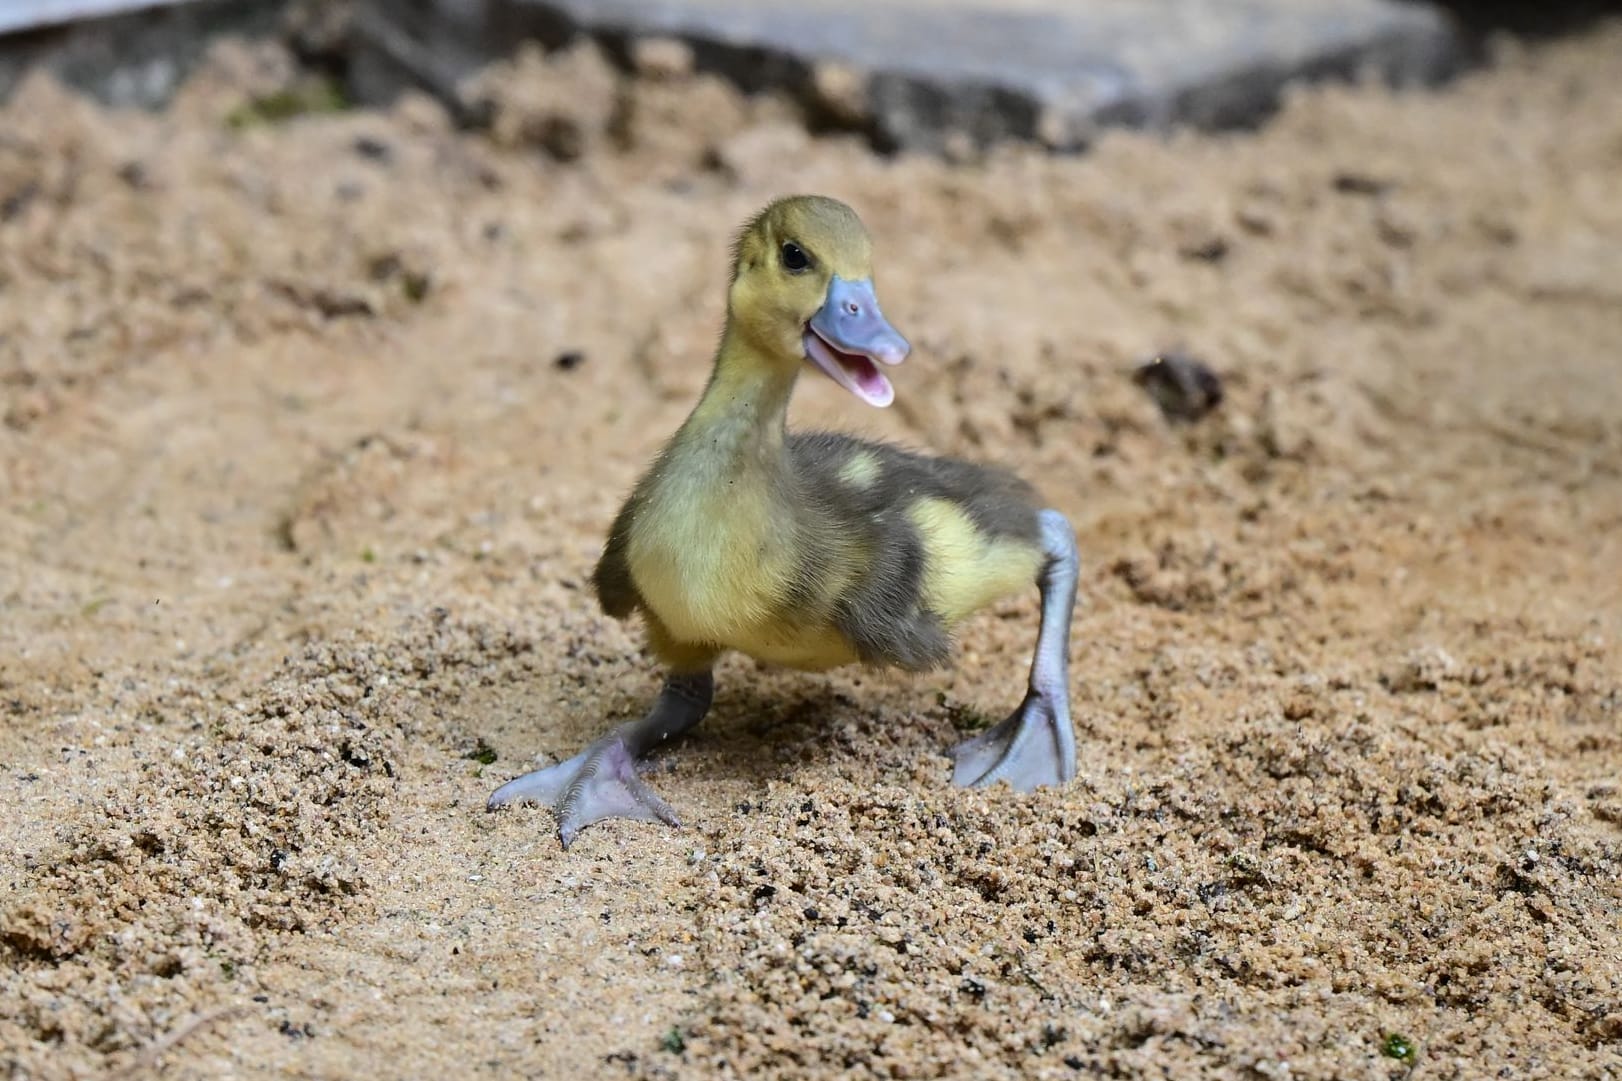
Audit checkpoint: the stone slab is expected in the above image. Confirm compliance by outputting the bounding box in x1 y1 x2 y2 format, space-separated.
352 0 1464 150
0 0 283 108
0 1 188 36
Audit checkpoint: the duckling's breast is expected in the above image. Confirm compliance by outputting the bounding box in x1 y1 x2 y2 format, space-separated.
625 466 871 669
625 480 786 645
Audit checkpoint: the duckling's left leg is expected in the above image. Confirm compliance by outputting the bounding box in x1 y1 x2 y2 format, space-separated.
951 509 1078 791
487 670 713 848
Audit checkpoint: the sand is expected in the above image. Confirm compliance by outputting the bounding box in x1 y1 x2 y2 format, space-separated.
1 21 1619 1081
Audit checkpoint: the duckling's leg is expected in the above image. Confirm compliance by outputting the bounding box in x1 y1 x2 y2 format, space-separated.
487 670 713 848
951 509 1078 791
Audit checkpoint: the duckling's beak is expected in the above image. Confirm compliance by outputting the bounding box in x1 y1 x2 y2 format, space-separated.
803 276 910 408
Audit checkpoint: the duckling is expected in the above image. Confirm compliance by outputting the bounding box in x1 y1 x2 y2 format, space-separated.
490 195 1080 847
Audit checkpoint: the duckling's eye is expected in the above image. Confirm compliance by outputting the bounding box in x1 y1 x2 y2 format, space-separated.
780 242 811 273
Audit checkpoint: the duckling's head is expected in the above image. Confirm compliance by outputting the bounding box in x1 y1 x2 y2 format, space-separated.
728 195 910 408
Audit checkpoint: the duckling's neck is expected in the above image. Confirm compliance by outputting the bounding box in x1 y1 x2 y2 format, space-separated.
674 329 799 468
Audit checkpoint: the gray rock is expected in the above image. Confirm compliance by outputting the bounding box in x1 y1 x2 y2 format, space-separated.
0 0 283 108
352 0 1464 150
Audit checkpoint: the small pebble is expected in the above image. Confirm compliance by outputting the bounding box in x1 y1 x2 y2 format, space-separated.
1131 351 1224 423
352 135 394 162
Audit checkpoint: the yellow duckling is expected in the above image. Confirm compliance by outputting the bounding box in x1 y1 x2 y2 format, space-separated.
491 195 1079 847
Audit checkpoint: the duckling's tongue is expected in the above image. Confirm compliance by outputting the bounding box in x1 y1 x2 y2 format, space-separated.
804 275 910 409
804 329 894 408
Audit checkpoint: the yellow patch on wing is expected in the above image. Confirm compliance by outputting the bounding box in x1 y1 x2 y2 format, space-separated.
838 451 882 490
909 497 1041 626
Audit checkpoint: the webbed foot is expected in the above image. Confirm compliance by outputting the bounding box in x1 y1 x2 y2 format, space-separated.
951 689 1075 791
487 670 712 848
488 728 681 848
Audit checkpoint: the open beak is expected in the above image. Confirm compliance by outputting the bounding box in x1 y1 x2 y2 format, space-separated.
803 276 910 408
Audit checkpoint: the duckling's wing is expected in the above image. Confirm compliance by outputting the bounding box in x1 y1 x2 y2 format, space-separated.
787 433 1043 672
891 448 1044 548
590 496 643 619
789 432 1044 543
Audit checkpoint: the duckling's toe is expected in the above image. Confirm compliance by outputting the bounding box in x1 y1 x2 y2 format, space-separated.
488 732 681 848
950 689 1076 792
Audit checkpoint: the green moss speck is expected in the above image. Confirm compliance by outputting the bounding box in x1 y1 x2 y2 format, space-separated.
464 739 498 766
661 1027 686 1054
401 271 431 304
938 693 992 732
227 79 349 129
1382 1033 1416 1062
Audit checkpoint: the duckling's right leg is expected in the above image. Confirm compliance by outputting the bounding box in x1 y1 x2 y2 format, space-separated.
951 509 1078 791
487 670 713 848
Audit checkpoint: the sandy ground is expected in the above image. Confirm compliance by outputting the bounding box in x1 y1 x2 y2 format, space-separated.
1 21 1620 1081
